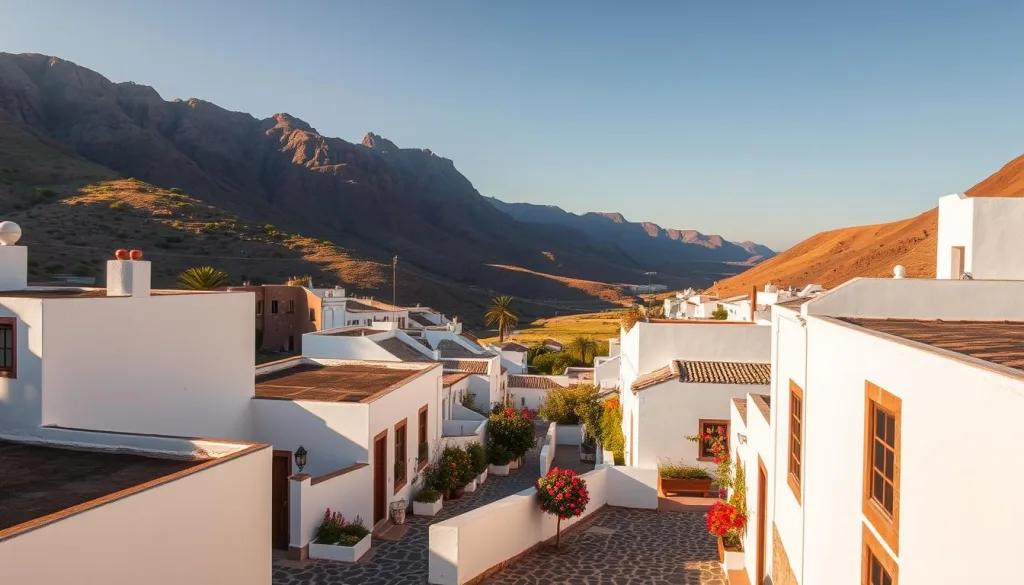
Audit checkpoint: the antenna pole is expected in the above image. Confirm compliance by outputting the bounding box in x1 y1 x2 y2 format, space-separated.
392 255 398 326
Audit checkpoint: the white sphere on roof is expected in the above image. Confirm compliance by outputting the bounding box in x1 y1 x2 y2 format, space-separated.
0 221 22 246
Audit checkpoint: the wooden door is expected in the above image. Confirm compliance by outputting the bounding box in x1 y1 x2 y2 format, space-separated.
756 456 768 585
271 451 291 550
373 431 388 526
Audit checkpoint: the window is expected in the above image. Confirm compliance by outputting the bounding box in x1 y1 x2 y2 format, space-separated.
399 318 406 329
286 300 295 314
862 523 898 585
788 380 804 502
394 419 408 493
309 308 316 322
270 300 279 314
0 319 15 378
696 419 729 461
418 405 429 470
256 300 263 316
521 397 526 407
863 381 901 554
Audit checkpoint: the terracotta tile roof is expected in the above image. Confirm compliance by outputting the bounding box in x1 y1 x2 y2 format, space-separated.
255 362 435 403
732 398 748 425
508 375 567 390
497 341 529 352
500 365 508 374
441 359 489 375
413 337 431 348
437 339 481 359
375 337 434 362
442 372 472 387
460 331 480 342
543 338 563 349
408 313 436 327
841 318 1024 372
751 394 771 422
677 360 771 385
631 361 680 391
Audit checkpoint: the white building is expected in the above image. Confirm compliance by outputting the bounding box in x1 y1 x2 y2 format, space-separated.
727 194 1024 585
618 320 771 468
664 290 720 320
489 341 529 375
302 323 438 362
308 287 410 330
506 374 569 410
665 285 824 323
0 225 270 585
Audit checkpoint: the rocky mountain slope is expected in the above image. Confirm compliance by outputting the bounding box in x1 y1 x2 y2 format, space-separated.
487 198 775 264
712 156 1024 297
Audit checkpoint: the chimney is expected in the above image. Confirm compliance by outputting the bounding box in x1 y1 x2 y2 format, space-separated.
749 285 757 322
106 250 151 297
0 221 27 290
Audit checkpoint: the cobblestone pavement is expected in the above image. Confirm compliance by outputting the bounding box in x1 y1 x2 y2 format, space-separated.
272 424 548 585
479 506 726 585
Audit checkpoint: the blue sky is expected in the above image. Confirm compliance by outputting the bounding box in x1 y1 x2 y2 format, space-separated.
4 0 1024 250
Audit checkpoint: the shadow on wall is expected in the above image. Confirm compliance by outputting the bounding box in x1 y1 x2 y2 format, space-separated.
251 400 369 477
0 317 41 429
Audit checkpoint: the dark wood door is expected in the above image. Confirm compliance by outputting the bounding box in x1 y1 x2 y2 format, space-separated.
373 431 388 526
271 452 291 550
756 456 768 585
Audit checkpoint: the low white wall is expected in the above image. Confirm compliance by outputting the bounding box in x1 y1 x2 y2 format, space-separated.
428 465 657 585
0 445 270 585
540 423 557 475
555 424 582 446
290 464 372 550
452 402 485 421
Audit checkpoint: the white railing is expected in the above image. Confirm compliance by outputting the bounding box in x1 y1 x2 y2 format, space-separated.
428 465 658 585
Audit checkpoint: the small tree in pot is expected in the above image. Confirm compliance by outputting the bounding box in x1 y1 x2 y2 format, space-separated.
536 467 590 548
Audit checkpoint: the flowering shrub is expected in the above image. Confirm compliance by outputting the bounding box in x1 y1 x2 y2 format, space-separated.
488 407 536 461
439 445 474 490
466 442 488 475
685 426 733 490
706 501 746 549
536 467 590 547
315 510 370 546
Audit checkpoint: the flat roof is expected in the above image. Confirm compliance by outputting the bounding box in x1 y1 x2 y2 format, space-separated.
255 361 437 403
323 327 378 337
0 288 223 299
775 296 814 310
0 440 203 535
842 318 1024 372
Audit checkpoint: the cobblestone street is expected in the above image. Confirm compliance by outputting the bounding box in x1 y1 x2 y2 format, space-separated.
272 424 724 585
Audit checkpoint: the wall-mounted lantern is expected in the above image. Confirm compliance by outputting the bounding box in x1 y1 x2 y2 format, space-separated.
294 445 308 472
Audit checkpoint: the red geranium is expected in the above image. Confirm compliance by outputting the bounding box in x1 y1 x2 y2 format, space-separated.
536 467 591 547
706 501 746 537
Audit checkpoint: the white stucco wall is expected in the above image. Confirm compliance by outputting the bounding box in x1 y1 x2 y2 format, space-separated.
301 332 397 360
0 445 271 585
0 297 43 429
594 354 620 388
636 381 767 469
803 278 1024 321
495 349 527 374
937 194 1024 280
508 385 548 410
797 317 1024 585
732 395 775 585
252 399 370 477
289 465 373 550
39 292 255 440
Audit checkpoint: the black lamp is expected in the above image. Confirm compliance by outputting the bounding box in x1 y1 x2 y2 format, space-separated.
294 445 308 472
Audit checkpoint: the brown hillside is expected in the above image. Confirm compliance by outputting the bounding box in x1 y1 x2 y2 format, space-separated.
713 155 1024 296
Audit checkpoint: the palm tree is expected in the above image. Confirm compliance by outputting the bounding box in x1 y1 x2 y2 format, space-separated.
566 335 598 364
485 296 518 342
177 266 229 290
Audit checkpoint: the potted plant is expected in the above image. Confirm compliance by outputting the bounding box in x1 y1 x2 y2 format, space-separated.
309 510 372 562
708 501 746 571
488 443 512 476
440 445 471 498
536 467 590 548
467 442 488 485
413 487 443 516
657 459 714 496
488 407 536 472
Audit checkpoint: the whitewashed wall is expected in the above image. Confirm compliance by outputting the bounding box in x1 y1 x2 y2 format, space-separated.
937 194 1024 280
289 465 373 550
0 297 43 429
428 465 657 585
40 292 255 440
731 395 775 585
594 354 620 388
495 349 527 374
508 385 548 410
301 332 397 360
252 399 370 476
798 317 1024 585
0 445 271 585
636 381 766 469
804 278 1024 321
555 424 582 446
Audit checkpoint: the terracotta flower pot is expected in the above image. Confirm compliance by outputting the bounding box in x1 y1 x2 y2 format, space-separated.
129 249 143 260
451 487 465 499
114 249 129 260
659 476 712 497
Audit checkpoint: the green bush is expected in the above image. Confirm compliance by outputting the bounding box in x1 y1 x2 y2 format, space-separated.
600 400 625 464
488 408 535 461
712 304 728 320
488 443 512 466
315 511 368 546
532 351 582 375
466 442 488 474
538 384 599 425
414 487 441 503
658 460 712 479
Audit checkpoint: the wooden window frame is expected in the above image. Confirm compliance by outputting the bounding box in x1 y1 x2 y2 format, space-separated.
863 381 901 555
861 523 898 585
256 300 263 316
270 300 279 314
788 380 803 503
286 299 295 314
696 419 730 462
393 418 408 494
0 318 16 379
417 405 429 471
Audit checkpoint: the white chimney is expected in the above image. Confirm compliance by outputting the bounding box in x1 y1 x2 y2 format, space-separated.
107 253 151 297
893 265 906 280
0 221 27 290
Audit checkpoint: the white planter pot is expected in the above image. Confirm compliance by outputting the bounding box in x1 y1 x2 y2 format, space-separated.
309 533 372 563
509 458 520 470
464 478 478 493
489 463 510 476
723 549 745 572
477 468 488 484
413 498 442 516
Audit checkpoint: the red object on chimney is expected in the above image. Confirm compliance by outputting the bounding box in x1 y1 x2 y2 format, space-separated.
129 249 143 260
115 249 130 260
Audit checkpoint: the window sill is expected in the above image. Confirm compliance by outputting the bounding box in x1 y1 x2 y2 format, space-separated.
696 456 716 463
393 478 407 495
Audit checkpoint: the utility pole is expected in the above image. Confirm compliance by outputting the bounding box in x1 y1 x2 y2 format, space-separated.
392 255 398 325
644 270 657 313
